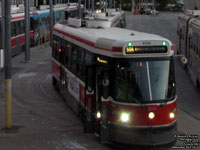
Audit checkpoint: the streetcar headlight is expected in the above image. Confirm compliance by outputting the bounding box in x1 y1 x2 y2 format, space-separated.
148 112 155 119
169 112 175 119
120 112 130 122
96 111 101 119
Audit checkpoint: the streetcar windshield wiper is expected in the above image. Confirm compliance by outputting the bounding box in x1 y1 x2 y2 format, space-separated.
117 87 142 104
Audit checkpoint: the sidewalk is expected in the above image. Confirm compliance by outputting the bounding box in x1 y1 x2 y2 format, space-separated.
0 44 51 128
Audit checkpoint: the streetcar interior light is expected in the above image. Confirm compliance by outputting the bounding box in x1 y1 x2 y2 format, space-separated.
97 57 108 64
148 112 155 119
120 112 130 122
97 111 101 118
162 41 166 46
169 112 175 119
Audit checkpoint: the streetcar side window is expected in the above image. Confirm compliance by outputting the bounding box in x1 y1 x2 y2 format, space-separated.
70 45 78 74
11 22 17 37
59 39 65 64
20 20 25 34
52 35 59 61
16 21 20 35
85 52 93 66
77 47 85 80
65 42 71 68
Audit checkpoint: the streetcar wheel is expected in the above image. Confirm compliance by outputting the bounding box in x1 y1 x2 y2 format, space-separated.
52 77 59 91
196 80 200 89
52 76 56 86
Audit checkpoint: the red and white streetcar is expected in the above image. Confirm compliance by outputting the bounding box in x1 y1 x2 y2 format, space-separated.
52 18 177 146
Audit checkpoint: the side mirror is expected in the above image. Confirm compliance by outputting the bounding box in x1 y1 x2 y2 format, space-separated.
174 55 188 65
102 78 109 87
180 56 188 65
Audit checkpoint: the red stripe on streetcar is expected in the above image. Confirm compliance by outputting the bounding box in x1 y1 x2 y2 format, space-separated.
54 28 122 52
11 16 24 20
11 38 17 47
30 31 34 39
20 35 25 44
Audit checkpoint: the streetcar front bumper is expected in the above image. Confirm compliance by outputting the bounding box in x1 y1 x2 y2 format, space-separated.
109 121 177 146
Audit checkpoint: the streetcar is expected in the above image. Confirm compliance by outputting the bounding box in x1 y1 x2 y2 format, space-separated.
30 4 84 46
52 18 177 146
0 12 32 56
177 10 200 88
0 4 82 56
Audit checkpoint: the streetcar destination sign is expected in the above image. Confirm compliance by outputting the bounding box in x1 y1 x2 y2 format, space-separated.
125 46 168 54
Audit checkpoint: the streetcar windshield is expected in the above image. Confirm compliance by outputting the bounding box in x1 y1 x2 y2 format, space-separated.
113 59 176 103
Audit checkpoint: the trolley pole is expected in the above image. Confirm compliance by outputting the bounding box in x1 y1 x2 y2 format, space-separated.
50 0 53 46
4 0 12 129
25 0 30 61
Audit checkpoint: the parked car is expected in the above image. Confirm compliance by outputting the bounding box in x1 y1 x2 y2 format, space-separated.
145 8 153 15
145 8 159 15
171 6 183 12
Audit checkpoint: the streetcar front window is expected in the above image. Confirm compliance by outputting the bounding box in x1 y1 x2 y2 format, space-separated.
113 59 175 103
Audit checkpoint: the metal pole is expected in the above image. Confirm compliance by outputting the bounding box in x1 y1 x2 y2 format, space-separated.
25 0 30 61
120 0 121 10
92 0 94 12
132 0 134 13
152 0 155 13
4 0 12 129
1 0 5 50
35 0 38 7
78 0 81 18
50 0 53 46
88 0 90 10
109 0 112 8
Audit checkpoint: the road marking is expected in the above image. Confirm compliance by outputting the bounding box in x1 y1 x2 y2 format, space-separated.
17 72 37 79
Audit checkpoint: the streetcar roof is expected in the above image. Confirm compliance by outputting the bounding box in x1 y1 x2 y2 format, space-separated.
190 17 200 27
54 23 173 57
54 23 171 44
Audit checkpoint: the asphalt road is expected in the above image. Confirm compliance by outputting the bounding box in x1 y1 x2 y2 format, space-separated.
0 12 199 150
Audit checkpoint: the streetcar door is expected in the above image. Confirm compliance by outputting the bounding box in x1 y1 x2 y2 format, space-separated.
84 65 96 133
99 70 110 143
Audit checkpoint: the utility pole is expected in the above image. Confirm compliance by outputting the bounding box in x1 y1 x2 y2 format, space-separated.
25 0 30 61
152 0 155 13
120 0 121 10
4 0 12 129
50 0 53 46
1 0 5 50
92 0 94 12
88 0 90 10
132 0 134 14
